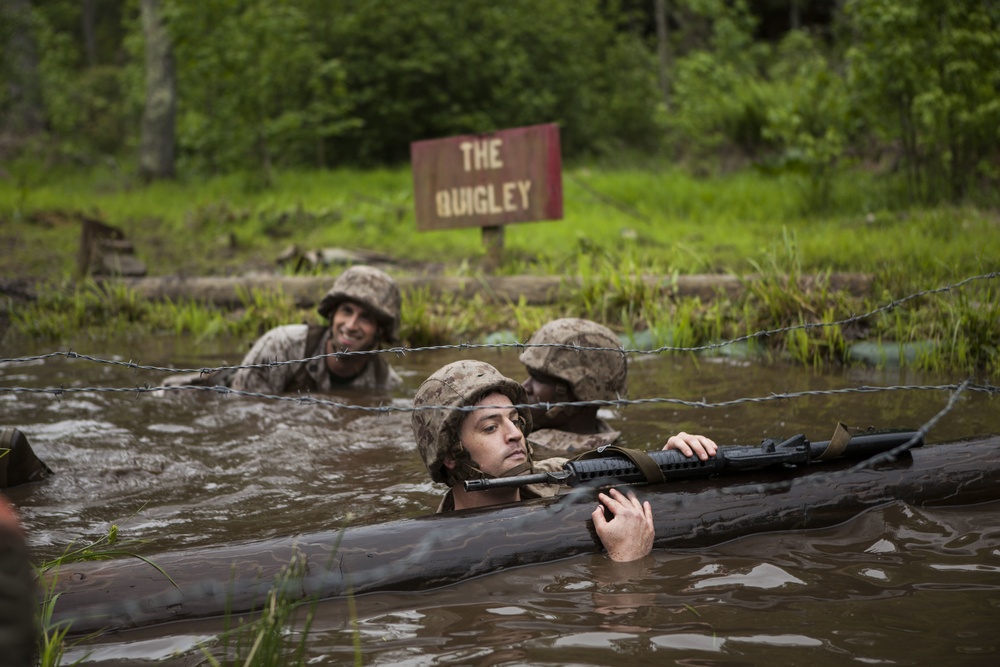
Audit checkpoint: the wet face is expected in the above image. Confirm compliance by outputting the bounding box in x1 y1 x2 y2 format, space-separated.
330 300 379 352
521 369 571 428
448 392 528 478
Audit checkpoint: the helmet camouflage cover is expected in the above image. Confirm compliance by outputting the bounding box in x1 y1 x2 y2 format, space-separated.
519 318 627 401
317 265 401 344
412 360 532 485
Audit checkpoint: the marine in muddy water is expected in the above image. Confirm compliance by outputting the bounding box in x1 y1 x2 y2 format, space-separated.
164 265 403 393
411 360 715 562
520 318 716 457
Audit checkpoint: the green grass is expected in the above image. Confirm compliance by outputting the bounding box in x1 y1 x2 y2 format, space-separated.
4 159 997 281
33 511 175 667
2 160 998 375
6 278 303 345
200 554 322 667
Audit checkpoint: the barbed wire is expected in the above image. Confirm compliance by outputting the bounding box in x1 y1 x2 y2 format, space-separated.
2 381 997 414
2 271 997 376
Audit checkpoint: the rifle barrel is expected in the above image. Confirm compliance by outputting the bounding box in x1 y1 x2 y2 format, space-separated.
464 472 554 491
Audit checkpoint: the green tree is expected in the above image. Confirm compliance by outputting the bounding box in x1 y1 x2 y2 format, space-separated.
323 0 660 163
163 0 356 178
138 0 176 181
28 0 137 159
0 0 45 151
762 29 852 210
665 0 773 164
845 0 1000 202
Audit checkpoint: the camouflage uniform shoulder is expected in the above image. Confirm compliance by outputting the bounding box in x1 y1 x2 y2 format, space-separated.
527 419 620 454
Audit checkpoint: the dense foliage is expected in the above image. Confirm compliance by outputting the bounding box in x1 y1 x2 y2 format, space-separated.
845 0 1000 202
1 0 998 204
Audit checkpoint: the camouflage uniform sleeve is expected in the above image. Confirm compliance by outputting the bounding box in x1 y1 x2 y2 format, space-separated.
528 427 620 454
229 324 309 394
533 456 569 472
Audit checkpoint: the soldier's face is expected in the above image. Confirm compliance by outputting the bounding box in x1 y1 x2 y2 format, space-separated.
450 392 528 477
331 300 379 351
522 370 571 428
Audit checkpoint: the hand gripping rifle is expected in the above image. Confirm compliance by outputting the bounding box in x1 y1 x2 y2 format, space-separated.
463 425 923 492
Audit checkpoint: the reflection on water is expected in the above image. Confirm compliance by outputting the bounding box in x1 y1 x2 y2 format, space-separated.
293 500 999 667
3 335 999 665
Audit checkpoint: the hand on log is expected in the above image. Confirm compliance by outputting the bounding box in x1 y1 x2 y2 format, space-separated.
592 488 654 562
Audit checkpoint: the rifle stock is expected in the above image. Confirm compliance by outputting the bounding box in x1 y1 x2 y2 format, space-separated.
464 429 923 492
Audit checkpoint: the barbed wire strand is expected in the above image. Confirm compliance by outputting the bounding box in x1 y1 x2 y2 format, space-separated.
3 271 997 376
2 382 997 414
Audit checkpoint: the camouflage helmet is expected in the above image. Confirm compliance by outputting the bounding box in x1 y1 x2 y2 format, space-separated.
412 360 532 485
519 318 627 401
317 265 401 344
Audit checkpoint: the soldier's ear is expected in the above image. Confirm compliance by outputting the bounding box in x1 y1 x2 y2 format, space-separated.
554 383 569 397
443 454 457 470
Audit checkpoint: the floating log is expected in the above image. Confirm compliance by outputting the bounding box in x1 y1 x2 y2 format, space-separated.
48 436 1000 635
110 271 872 308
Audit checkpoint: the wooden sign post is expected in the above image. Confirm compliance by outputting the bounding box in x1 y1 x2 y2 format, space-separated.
411 123 563 273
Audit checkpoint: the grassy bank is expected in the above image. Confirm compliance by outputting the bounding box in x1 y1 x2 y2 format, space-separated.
2 161 998 375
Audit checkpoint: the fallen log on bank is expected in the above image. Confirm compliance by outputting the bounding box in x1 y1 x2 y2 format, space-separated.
105 271 872 308
48 436 999 635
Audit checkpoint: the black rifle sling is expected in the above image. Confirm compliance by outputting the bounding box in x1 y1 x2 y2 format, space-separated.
571 445 666 485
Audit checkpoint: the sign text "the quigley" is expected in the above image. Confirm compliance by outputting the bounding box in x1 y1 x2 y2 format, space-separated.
410 124 563 232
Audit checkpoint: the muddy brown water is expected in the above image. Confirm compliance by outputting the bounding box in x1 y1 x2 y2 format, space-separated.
2 335 999 665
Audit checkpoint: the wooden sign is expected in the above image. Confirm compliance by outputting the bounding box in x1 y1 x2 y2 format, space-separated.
410 123 563 231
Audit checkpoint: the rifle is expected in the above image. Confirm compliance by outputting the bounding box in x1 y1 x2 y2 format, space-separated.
463 427 923 492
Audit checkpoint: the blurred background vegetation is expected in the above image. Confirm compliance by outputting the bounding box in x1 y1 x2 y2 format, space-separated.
1 0 997 205
1 0 998 373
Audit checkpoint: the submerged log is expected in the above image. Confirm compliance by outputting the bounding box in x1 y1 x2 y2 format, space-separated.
48 436 1000 635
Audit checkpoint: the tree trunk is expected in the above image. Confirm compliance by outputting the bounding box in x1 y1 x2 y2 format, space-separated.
654 0 670 108
138 0 176 181
82 0 98 67
790 0 801 31
47 437 1000 635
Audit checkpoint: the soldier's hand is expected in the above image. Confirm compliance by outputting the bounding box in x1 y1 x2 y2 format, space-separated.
662 432 717 460
592 488 654 562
